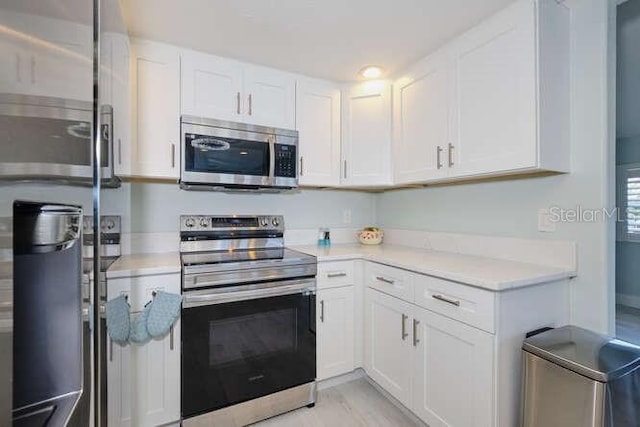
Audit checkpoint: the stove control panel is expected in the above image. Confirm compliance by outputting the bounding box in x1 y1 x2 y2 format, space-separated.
83 215 122 238
180 215 285 233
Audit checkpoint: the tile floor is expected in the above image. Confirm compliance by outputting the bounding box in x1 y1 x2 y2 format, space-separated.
252 378 423 427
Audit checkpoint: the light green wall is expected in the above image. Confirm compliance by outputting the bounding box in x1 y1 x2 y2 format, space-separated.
377 0 614 334
118 183 376 233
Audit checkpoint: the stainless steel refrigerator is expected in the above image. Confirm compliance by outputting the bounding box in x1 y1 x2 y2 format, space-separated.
0 0 128 425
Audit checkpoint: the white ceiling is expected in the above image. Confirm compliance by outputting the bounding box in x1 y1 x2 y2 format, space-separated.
121 0 515 82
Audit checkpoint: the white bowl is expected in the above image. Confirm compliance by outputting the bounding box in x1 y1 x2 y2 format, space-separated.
358 230 383 245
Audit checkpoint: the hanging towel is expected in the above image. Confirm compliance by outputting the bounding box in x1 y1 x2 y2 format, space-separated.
129 302 152 344
146 291 183 338
105 295 130 343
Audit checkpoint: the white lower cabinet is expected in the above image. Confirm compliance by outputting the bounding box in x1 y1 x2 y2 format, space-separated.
131 318 181 426
316 286 355 380
412 306 494 427
365 286 493 426
106 273 181 427
364 288 414 407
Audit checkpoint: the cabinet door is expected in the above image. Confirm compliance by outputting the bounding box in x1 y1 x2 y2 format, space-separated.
296 78 342 186
243 65 296 129
107 339 132 427
110 34 131 176
131 319 181 427
317 286 355 380
364 288 413 407
130 39 180 179
394 52 450 184
413 307 494 427
180 50 244 122
342 81 392 186
450 0 537 177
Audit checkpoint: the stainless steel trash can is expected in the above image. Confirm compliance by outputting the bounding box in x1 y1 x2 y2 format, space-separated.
521 325 640 427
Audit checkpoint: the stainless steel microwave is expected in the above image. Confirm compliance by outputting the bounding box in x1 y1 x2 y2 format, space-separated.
0 93 119 187
180 116 298 192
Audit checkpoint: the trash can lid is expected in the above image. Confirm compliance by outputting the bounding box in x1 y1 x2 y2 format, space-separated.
522 325 640 382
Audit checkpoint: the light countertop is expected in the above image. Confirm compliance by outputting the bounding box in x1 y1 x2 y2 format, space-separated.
291 244 576 292
105 244 576 292
106 252 181 279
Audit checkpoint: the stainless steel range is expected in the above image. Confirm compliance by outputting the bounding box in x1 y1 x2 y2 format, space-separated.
179 215 317 427
72 216 121 427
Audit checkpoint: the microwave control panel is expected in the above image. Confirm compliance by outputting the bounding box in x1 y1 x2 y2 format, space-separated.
274 144 297 178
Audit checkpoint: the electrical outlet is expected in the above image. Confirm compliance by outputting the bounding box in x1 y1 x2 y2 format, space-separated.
343 209 352 224
538 208 556 232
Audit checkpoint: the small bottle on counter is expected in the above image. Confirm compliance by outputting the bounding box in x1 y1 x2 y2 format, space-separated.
317 227 331 246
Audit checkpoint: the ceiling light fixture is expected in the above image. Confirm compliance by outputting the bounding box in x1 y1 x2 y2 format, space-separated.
359 65 384 80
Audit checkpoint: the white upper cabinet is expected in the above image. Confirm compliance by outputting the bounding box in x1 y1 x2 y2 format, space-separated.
296 78 342 186
180 50 295 129
108 33 132 177
0 10 92 101
342 81 393 187
181 50 244 122
450 0 538 177
394 51 451 184
392 0 569 185
130 39 180 179
243 64 296 129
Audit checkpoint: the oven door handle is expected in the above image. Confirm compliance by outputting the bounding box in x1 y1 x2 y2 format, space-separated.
183 280 316 308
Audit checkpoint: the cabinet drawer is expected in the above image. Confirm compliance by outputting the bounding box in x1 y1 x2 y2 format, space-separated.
414 275 495 333
317 261 355 289
364 262 414 302
107 273 181 313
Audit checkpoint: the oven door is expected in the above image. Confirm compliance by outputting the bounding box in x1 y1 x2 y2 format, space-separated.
181 121 274 188
181 278 316 420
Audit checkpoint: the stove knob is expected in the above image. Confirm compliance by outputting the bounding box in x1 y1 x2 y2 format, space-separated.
260 217 269 227
200 218 209 228
272 217 280 227
106 219 115 230
185 217 196 228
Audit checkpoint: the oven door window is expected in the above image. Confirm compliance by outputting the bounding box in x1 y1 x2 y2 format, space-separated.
181 292 315 418
183 133 270 176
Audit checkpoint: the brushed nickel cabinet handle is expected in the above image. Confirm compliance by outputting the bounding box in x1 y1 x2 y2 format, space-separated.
413 318 420 347
375 276 395 285
401 314 408 340
432 294 461 307
327 272 347 278
236 92 241 114
320 300 325 323
16 53 21 83
118 138 122 165
448 143 454 167
437 146 443 169
171 143 176 168
343 160 347 179
170 325 174 350
248 94 253 115
30 56 36 84
300 156 304 176
109 338 113 362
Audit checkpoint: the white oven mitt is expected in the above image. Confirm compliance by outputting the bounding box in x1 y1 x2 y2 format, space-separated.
129 302 152 344
146 291 183 338
105 295 130 343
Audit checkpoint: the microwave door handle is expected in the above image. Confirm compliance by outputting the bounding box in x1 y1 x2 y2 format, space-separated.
268 135 276 185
